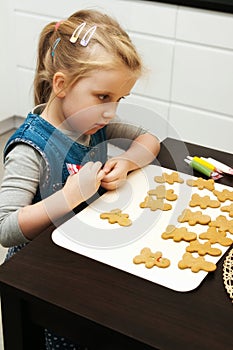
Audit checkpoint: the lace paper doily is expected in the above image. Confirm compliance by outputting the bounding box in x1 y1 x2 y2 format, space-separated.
223 248 233 302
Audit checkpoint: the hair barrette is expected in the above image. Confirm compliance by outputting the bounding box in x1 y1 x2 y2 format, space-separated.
80 25 96 47
70 22 86 44
70 22 97 46
51 37 61 58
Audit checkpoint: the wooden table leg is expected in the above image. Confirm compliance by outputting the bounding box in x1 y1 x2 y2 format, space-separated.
1 288 44 350
1 290 25 350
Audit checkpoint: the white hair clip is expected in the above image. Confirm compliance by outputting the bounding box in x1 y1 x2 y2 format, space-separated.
70 22 86 43
80 25 97 47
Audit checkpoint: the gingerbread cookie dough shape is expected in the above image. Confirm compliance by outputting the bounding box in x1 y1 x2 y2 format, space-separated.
154 171 184 185
148 185 177 201
209 215 233 234
140 196 172 211
189 193 220 209
186 239 222 256
213 189 233 202
221 203 233 218
178 209 211 226
161 225 197 242
178 252 216 273
133 247 170 269
100 209 132 227
186 178 215 191
199 227 233 246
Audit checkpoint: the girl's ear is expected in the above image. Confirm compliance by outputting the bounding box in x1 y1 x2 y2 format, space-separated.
53 72 67 98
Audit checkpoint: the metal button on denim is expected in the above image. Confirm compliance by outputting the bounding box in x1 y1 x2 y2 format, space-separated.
90 150 96 158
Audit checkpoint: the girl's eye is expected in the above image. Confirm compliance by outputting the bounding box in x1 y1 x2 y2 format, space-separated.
98 95 109 101
98 95 126 102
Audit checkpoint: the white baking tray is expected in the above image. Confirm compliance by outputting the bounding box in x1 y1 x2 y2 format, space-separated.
52 165 232 292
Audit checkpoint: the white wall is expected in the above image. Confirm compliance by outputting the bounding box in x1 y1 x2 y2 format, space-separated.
1 0 233 153
0 1 16 119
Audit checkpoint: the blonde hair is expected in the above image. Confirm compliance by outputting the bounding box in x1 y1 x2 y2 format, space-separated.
34 9 143 106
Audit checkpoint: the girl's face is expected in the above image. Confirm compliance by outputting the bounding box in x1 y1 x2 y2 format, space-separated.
60 66 137 134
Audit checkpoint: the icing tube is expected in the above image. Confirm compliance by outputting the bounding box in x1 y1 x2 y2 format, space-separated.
201 157 233 175
184 159 223 180
191 156 223 173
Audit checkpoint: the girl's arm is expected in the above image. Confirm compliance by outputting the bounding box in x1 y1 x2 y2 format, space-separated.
19 161 105 240
0 145 104 245
0 145 41 247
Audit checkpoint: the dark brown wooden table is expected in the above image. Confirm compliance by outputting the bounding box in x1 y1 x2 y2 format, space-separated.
0 138 232 350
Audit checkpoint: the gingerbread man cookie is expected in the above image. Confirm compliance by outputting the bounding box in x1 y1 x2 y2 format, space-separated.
189 193 220 209
140 196 172 211
148 185 177 201
186 178 215 191
178 209 211 226
133 247 170 269
199 227 233 246
186 239 222 256
213 189 233 202
161 225 197 242
220 204 233 218
178 252 216 273
209 215 233 234
154 171 184 185
100 209 132 226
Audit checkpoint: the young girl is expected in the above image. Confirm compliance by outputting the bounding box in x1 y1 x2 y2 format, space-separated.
0 9 160 349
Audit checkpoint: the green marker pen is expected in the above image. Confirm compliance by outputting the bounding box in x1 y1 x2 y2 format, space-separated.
184 159 222 180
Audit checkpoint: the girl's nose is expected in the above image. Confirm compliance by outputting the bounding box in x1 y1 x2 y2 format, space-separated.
101 102 118 122
102 111 115 120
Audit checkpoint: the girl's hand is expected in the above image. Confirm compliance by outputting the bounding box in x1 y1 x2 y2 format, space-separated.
101 134 160 191
62 161 105 209
101 157 135 190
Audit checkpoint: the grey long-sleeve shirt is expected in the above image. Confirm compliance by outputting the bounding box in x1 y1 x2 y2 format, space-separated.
0 121 147 247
